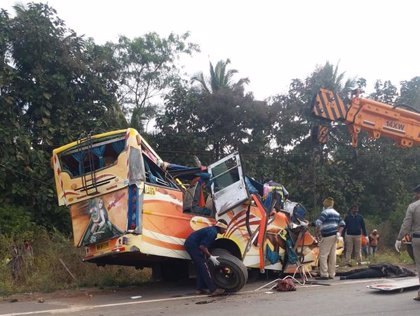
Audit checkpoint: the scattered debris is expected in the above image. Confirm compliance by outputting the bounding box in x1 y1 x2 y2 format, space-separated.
196 299 216 305
130 295 142 299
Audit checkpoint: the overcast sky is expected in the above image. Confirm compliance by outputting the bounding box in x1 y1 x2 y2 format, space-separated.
3 0 420 100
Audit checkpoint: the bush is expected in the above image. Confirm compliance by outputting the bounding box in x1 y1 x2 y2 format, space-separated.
0 205 36 236
0 226 151 296
369 248 414 266
364 214 405 249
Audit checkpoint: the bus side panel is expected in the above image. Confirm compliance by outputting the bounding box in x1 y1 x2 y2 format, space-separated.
140 186 213 259
51 153 66 206
70 189 128 247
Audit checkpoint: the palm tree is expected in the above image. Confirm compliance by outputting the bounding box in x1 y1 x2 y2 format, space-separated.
192 59 249 94
309 61 356 99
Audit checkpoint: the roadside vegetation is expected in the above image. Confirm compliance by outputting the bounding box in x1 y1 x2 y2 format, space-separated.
1 229 413 297
336 248 414 268
0 229 151 296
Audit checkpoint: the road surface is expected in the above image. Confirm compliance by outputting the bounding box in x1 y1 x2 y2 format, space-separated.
1 277 419 316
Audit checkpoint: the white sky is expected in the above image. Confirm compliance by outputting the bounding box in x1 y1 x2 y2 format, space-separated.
3 0 420 100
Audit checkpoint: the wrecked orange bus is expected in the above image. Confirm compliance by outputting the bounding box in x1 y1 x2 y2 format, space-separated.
51 128 324 291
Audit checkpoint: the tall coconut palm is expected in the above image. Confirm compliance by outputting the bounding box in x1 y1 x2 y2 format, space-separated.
192 59 249 94
308 61 357 100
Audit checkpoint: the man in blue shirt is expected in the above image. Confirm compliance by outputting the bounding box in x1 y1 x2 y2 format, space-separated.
315 197 345 279
343 205 367 266
184 220 227 296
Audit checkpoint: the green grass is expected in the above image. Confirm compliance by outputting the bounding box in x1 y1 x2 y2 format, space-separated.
368 248 414 266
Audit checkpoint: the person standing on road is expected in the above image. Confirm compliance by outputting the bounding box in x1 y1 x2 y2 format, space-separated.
315 197 345 280
361 234 369 259
368 229 380 256
395 184 420 301
184 220 227 296
343 205 367 266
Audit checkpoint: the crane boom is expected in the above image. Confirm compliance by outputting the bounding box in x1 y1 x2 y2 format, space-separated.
312 88 420 147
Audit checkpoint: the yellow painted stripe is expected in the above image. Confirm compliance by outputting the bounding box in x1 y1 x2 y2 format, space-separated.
52 129 131 154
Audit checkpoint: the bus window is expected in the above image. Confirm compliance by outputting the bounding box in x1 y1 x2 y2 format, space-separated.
82 152 100 173
182 182 213 217
208 153 248 215
143 154 176 189
103 139 125 167
59 138 126 178
211 156 240 192
61 153 81 176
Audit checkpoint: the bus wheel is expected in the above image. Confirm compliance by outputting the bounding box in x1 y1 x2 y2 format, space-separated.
211 248 248 292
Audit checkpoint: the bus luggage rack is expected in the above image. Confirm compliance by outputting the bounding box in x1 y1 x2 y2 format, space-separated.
77 132 99 196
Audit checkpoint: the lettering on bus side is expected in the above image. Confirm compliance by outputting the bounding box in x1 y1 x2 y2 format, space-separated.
145 186 156 195
96 241 109 251
385 120 405 131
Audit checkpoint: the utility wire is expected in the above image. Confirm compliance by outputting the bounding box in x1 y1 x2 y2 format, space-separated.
0 163 52 186
155 149 410 158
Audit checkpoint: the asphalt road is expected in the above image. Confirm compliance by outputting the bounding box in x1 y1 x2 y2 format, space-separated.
1 277 419 316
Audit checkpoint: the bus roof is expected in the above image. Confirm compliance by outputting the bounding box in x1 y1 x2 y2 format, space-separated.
52 128 163 163
52 129 128 155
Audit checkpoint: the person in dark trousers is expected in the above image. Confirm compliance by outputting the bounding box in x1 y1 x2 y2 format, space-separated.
343 205 367 266
395 184 420 301
184 220 227 296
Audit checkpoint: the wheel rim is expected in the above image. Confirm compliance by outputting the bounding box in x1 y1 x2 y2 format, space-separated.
213 264 239 289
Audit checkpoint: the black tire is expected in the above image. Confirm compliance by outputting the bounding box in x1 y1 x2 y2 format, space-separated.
211 248 248 292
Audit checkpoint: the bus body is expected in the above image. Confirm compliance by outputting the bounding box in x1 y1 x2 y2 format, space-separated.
52 128 321 291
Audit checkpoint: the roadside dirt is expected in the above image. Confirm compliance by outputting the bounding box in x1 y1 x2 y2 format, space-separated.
0 284 156 305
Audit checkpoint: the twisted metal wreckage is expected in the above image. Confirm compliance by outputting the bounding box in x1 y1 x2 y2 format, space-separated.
52 128 328 292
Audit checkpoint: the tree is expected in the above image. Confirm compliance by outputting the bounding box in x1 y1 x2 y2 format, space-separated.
109 33 199 131
370 80 398 104
264 62 363 217
153 80 209 165
398 76 420 110
306 61 357 102
0 3 125 230
197 90 269 161
155 58 272 169
192 59 249 94
189 59 268 161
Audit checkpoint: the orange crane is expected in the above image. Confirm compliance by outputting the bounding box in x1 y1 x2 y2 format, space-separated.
311 88 420 147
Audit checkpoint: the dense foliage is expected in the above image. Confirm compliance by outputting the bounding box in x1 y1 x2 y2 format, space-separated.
1 2 420 253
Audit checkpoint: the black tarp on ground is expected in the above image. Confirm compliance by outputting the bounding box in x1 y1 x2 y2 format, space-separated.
338 263 416 280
